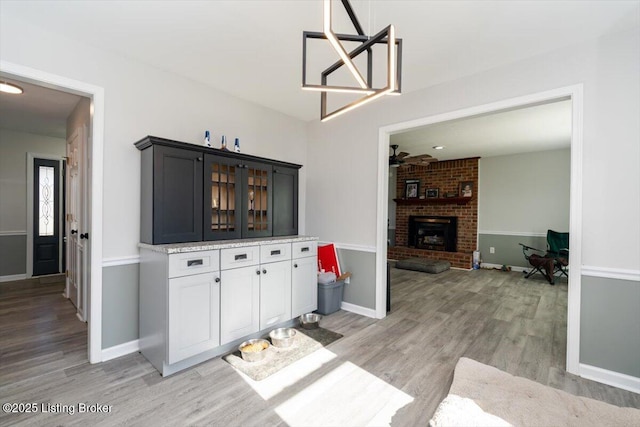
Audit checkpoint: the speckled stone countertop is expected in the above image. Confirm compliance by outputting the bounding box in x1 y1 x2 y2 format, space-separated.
139 235 318 254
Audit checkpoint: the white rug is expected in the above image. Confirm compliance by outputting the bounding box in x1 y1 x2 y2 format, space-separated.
430 358 640 427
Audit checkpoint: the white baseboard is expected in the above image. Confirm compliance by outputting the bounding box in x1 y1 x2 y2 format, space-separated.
101 339 140 362
579 363 640 394
340 301 377 318
0 274 27 283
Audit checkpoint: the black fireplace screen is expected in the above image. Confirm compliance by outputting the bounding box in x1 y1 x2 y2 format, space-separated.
408 216 457 252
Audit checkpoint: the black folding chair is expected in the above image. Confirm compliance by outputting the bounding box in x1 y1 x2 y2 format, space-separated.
519 230 569 285
519 243 555 284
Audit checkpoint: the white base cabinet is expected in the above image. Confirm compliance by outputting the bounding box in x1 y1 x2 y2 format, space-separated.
168 273 220 364
139 238 317 376
292 241 319 317
220 265 260 345
139 248 220 375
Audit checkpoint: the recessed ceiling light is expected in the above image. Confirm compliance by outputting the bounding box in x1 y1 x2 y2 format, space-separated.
433 146 444 150
0 81 24 94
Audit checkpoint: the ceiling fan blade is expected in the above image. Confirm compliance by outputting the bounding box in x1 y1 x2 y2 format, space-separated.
404 154 433 160
397 152 410 159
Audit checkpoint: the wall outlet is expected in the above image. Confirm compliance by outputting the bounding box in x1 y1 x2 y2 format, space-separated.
490 247 495 254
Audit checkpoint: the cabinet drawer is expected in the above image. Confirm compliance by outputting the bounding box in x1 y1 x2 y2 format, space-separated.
260 243 291 264
221 246 260 270
292 241 317 259
168 250 219 278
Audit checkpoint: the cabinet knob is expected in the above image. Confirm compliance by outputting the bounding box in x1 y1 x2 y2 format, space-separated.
80 233 89 240
215 277 220 283
294 263 298 268
71 229 78 235
197 157 203 162
256 270 261 275
262 269 267 274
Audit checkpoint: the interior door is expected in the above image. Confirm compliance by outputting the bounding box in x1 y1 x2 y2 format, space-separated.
66 127 87 320
33 158 61 276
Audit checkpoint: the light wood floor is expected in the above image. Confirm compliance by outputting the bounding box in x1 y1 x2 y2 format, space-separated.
1 269 638 426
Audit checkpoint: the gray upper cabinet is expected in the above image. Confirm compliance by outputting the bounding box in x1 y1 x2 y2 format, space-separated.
272 166 298 237
136 136 300 244
139 144 203 244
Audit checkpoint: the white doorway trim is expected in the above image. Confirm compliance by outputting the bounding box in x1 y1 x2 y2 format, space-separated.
376 84 584 375
1 60 105 364
26 153 65 280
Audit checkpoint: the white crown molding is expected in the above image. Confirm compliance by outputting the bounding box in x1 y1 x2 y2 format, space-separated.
579 363 640 394
581 266 640 282
102 256 141 268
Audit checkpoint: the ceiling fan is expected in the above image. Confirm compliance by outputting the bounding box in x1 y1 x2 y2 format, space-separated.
389 144 438 168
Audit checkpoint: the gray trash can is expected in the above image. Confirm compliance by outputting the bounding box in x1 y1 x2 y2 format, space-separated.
317 280 344 315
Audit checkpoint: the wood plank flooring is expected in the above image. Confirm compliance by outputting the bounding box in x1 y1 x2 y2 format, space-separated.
1 269 638 426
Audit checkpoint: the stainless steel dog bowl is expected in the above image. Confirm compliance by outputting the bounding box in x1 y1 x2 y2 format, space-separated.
238 339 270 362
299 313 322 330
269 328 297 348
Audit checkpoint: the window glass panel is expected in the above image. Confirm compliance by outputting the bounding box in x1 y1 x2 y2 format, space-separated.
39 165 55 236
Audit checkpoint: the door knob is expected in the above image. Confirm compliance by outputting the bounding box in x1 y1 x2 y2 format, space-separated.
80 233 89 239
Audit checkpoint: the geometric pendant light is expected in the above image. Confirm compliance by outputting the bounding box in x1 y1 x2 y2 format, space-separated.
302 0 402 122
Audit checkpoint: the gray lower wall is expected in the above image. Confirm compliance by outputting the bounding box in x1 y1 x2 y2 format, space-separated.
0 234 26 276
336 248 376 311
478 234 547 268
580 275 640 378
102 263 139 349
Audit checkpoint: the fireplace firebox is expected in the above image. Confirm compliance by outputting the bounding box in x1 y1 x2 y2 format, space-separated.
408 216 457 252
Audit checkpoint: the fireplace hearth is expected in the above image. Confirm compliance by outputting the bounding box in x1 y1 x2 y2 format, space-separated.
409 216 457 252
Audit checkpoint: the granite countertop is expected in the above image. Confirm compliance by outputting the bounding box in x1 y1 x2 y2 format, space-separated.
139 235 318 254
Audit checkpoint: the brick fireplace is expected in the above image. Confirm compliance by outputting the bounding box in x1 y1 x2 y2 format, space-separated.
388 158 479 269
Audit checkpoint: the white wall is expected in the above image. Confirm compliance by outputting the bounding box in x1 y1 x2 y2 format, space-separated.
479 149 570 234
0 128 66 233
307 28 640 271
1 12 308 259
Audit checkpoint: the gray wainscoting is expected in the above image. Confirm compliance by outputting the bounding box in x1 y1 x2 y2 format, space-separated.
102 263 139 349
580 275 640 378
478 234 547 268
0 234 26 276
336 248 376 311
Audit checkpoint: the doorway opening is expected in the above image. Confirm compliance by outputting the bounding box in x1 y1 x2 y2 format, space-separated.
376 85 583 375
1 61 105 363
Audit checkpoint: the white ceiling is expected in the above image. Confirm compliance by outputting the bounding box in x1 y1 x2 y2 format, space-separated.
390 99 572 161
2 0 638 124
0 78 83 139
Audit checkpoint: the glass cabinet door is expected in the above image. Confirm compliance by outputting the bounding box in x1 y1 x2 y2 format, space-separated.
203 154 242 240
243 160 272 238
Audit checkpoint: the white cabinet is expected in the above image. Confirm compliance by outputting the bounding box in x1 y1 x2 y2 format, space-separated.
292 241 318 317
220 246 261 345
139 248 220 376
168 272 220 364
259 243 292 330
139 238 317 376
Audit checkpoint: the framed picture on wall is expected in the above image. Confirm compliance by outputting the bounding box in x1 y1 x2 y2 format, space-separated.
460 181 473 197
404 179 420 199
426 188 439 198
